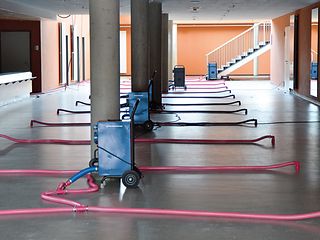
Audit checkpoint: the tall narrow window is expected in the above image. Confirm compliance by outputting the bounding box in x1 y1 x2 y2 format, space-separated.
310 8 318 97
82 37 85 81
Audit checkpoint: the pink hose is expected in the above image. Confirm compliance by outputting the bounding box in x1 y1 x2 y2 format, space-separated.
0 134 90 145
1 167 320 221
41 175 99 208
139 161 300 173
122 86 228 90
0 169 78 175
0 161 300 176
121 82 226 87
0 208 72 216
180 86 228 90
0 134 275 146
87 207 320 221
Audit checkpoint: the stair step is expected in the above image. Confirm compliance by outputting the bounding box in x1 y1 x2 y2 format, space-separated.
218 41 271 73
227 60 236 65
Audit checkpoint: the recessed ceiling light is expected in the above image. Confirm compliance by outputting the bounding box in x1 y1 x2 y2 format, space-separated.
191 6 200 13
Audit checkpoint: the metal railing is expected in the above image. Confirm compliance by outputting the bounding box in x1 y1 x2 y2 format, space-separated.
206 22 271 71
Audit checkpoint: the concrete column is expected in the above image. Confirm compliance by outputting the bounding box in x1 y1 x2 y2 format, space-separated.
168 20 173 80
172 23 178 68
161 13 169 93
89 0 120 155
131 0 149 92
149 1 162 109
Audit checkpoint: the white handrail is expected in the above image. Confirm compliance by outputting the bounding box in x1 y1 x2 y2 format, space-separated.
205 22 269 56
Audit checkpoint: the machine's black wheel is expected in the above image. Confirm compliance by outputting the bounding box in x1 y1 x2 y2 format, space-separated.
184 86 187 90
143 120 154 131
122 170 140 188
89 158 98 167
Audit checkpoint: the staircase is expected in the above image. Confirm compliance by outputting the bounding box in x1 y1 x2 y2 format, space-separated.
206 22 271 78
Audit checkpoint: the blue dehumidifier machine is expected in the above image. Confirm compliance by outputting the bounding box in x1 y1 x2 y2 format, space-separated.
91 100 142 188
207 62 217 80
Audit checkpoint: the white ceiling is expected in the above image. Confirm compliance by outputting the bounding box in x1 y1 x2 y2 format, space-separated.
0 0 319 22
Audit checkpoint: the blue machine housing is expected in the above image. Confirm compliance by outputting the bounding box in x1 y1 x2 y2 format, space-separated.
128 92 149 125
208 62 218 80
148 80 153 104
311 62 318 80
95 121 133 177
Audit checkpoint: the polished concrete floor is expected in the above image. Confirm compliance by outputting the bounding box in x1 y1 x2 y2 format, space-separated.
0 80 319 239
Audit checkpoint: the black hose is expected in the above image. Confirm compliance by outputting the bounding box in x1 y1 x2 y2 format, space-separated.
153 108 248 115
259 120 320 125
75 101 90 106
57 109 90 115
156 119 258 127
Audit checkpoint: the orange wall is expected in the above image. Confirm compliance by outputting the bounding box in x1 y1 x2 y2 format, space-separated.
40 16 131 92
176 25 270 75
120 15 132 75
41 20 60 92
40 15 90 92
311 24 318 54
270 14 290 86
259 50 271 74
177 25 251 75
121 26 132 75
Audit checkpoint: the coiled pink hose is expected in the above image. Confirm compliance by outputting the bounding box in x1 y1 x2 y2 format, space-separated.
0 161 300 176
139 161 300 173
0 134 275 146
86 207 320 221
1 172 320 221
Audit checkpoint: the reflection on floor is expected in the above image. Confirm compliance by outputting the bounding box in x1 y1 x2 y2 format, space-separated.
0 79 319 240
